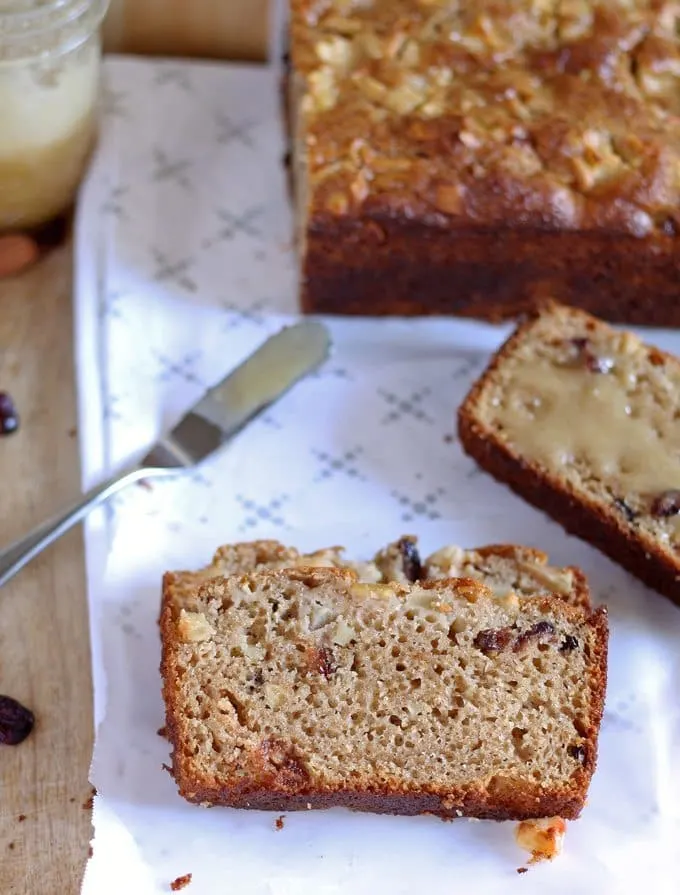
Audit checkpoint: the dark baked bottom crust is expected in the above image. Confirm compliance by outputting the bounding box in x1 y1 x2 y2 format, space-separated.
161 600 608 821
457 318 680 602
301 216 680 325
167 778 586 821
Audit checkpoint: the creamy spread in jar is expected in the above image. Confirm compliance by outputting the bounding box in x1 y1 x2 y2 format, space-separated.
0 1 109 231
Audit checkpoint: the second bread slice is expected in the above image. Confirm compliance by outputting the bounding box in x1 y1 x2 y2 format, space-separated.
458 302 680 602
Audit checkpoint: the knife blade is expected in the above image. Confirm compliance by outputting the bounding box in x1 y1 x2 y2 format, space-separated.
143 320 330 468
0 320 331 588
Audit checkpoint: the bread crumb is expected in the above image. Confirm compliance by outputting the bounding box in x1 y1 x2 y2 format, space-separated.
17 815 26 822
517 866 528 874
88 845 93 858
157 726 168 738
170 874 192 891
275 815 285 830
8 842 15 850
515 817 566 862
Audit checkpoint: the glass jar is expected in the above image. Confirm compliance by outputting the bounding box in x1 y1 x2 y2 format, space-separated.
0 0 109 233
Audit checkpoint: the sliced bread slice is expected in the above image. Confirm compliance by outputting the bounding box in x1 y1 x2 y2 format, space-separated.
458 302 680 603
161 567 608 820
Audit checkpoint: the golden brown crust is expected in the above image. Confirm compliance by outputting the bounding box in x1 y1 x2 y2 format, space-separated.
463 543 591 610
457 302 680 601
160 570 608 821
292 0 680 233
290 1 680 321
160 541 308 622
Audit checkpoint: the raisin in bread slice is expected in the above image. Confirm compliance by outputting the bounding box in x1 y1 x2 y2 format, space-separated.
458 302 680 603
161 567 608 820
376 537 590 609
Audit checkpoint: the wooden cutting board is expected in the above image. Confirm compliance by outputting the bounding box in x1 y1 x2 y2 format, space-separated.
0 6 271 891
0 242 93 894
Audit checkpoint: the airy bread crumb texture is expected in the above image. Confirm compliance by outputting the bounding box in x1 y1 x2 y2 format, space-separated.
162 567 607 820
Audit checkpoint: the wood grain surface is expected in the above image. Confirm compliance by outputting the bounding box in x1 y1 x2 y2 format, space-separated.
0 243 93 894
0 7 270 890
104 0 270 61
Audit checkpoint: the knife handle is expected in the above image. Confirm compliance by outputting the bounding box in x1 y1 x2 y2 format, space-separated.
0 467 151 588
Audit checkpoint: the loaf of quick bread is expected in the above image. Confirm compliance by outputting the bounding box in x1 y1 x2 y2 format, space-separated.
161 567 607 818
287 0 680 323
458 302 680 603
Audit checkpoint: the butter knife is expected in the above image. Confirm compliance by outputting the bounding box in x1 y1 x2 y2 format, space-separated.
0 320 330 587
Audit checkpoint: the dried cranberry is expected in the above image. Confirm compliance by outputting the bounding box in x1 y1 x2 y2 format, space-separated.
527 621 555 638
560 635 579 652
0 391 19 436
398 537 423 582
474 626 515 655
569 339 614 374
568 744 587 764
0 695 34 746
514 620 555 652
317 646 338 679
651 490 680 518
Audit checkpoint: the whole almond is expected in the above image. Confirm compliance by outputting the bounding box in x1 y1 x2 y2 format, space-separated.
0 235 39 279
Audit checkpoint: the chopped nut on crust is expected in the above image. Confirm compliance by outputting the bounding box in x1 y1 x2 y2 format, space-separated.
178 611 214 643
290 0 680 236
515 817 567 863
349 582 396 600
516 559 573 596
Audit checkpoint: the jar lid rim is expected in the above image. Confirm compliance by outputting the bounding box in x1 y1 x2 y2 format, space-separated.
0 0 109 57
0 0 109 37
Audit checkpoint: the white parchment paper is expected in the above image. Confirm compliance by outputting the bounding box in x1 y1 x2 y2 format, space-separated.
75 57 680 895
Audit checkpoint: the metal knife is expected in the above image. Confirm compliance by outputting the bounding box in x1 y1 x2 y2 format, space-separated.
0 320 330 587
